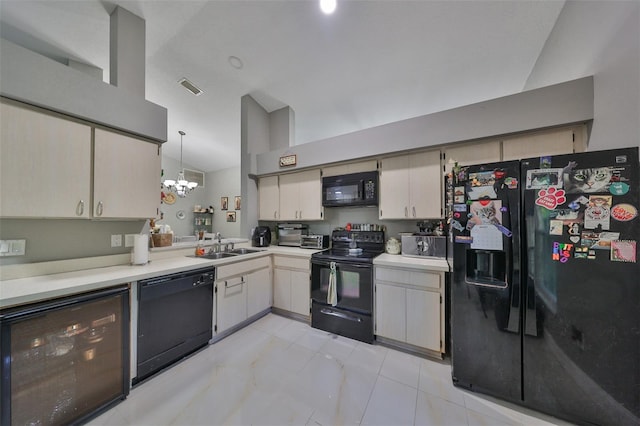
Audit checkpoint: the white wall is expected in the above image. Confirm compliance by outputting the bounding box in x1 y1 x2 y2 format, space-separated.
524 1 640 152
204 166 242 238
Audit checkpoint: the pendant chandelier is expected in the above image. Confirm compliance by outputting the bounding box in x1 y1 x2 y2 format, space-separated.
162 130 198 197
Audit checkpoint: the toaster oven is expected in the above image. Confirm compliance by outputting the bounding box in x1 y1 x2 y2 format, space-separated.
301 235 330 249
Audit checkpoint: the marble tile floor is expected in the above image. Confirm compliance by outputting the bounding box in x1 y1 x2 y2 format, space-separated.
90 313 573 426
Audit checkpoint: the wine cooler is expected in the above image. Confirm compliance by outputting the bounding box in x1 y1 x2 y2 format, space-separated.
1 286 130 425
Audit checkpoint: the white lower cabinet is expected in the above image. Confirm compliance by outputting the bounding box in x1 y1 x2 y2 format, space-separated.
374 265 445 357
215 257 272 334
272 255 311 318
247 266 272 318
217 275 247 333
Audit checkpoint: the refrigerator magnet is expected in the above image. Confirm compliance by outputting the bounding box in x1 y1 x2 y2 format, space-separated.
611 240 636 263
469 171 496 187
584 205 611 230
540 156 552 168
611 204 638 222
455 235 473 244
535 187 566 210
567 222 581 235
549 220 564 235
453 204 467 212
552 242 574 263
609 182 630 195
526 168 563 190
451 220 465 232
504 177 518 189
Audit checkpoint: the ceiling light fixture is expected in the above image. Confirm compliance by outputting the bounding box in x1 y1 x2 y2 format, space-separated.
228 56 244 70
320 0 337 15
162 131 198 198
178 77 203 96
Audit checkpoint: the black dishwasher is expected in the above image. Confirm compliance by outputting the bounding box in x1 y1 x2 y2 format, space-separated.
135 267 214 384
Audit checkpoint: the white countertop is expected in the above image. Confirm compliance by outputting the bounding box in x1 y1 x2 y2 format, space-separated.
374 253 450 272
0 245 322 310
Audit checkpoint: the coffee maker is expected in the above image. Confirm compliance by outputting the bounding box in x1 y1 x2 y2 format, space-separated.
252 226 271 247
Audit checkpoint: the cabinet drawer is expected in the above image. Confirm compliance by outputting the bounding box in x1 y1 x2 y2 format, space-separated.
273 255 309 270
217 256 270 280
375 267 441 290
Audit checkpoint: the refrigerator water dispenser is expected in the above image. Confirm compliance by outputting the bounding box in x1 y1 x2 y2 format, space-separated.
465 249 507 288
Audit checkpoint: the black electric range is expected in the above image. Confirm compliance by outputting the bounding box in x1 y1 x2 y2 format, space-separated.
310 230 385 343
311 230 385 263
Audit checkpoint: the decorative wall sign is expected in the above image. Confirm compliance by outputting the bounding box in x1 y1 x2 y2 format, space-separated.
279 154 297 167
221 197 228 210
234 196 241 210
226 211 236 222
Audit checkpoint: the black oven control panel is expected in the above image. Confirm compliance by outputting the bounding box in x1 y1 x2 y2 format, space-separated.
331 230 385 249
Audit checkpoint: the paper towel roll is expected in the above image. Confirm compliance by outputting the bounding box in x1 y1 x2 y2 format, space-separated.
132 234 149 265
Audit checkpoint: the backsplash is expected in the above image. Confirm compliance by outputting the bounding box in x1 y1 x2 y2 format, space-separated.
259 206 443 242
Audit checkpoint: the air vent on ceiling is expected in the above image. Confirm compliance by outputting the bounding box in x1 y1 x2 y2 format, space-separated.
183 168 205 188
178 78 203 96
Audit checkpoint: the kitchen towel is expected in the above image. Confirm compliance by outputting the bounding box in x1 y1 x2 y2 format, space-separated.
132 234 149 265
327 261 337 306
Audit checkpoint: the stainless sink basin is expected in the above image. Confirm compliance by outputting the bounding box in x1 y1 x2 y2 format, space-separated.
193 252 238 260
228 248 262 255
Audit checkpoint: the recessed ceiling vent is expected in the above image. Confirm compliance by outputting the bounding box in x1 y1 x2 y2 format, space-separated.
178 77 203 96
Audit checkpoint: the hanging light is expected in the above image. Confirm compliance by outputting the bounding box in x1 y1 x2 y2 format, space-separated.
163 130 198 197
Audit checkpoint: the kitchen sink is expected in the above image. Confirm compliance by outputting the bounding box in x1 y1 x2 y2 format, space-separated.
228 248 262 255
192 252 238 260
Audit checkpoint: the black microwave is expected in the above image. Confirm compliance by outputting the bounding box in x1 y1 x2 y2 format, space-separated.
322 171 378 207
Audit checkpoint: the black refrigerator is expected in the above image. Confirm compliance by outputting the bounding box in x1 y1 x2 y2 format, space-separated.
450 147 639 425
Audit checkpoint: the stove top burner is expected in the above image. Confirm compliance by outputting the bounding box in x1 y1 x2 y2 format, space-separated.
311 229 385 263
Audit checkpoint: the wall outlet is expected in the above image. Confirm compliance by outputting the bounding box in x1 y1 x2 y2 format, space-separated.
111 234 123 248
0 239 26 256
124 234 137 247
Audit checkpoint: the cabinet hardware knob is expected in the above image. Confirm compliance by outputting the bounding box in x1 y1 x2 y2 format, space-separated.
77 200 84 216
96 201 104 216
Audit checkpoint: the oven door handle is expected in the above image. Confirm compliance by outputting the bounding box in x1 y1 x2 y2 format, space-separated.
320 308 363 323
312 260 372 269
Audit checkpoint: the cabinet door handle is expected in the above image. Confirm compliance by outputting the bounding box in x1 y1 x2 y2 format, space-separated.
225 279 245 289
76 200 85 216
274 210 277 219
412 206 416 217
96 201 104 217
299 210 302 219
404 206 408 218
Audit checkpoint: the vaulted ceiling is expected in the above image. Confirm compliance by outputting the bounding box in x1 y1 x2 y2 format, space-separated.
0 0 566 172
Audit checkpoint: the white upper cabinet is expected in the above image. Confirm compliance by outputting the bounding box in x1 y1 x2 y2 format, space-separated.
258 176 279 221
321 159 378 177
278 169 323 221
443 140 501 167
1 100 160 220
93 128 160 219
501 125 585 161
0 100 92 218
379 150 441 219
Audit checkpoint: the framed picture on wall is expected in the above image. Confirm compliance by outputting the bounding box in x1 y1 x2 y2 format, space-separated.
234 196 241 210
226 211 236 222
221 197 228 210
